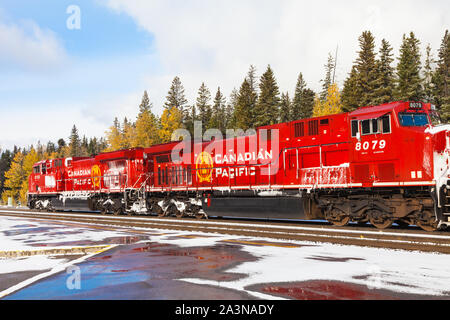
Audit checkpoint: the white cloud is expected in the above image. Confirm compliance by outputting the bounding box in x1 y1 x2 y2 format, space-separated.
104 0 449 109
0 18 68 72
1 1 449 150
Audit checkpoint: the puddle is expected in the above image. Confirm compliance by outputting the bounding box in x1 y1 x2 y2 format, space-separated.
3 227 57 237
5 242 257 299
248 281 445 300
307 255 366 262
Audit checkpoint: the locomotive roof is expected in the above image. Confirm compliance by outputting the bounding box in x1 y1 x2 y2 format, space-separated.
349 101 417 119
95 148 144 161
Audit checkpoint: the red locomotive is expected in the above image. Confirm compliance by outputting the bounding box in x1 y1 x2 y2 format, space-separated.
27 101 450 231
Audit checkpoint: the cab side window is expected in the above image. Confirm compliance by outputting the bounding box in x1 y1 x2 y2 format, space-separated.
360 114 391 136
361 120 371 135
381 114 391 133
351 120 359 137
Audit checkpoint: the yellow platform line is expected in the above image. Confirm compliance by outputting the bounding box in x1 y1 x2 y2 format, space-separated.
0 245 111 258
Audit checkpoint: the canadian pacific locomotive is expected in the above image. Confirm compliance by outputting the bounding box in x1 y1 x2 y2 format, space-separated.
27 101 450 231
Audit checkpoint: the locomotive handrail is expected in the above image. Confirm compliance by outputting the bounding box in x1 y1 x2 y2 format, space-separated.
51 140 353 193
56 173 129 193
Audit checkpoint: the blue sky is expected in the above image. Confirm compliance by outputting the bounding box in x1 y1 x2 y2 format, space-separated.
0 0 448 150
0 0 157 104
0 0 153 58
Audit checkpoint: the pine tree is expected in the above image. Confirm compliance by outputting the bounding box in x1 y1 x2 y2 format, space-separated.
246 65 259 121
196 83 212 130
46 141 56 154
183 105 197 138
279 92 291 123
395 32 423 101
226 88 239 130
68 125 82 157
373 39 395 105
320 53 335 101
433 30 450 121
233 79 254 130
139 90 151 113
134 91 159 148
87 137 99 156
422 44 436 103
355 31 378 105
254 65 280 127
247 65 258 94
57 139 66 157
80 136 89 156
292 73 315 120
342 66 361 112
165 76 188 118
209 87 227 133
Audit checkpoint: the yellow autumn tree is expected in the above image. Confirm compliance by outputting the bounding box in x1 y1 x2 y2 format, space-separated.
159 106 183 143
19 148 40 204
104 117 124 152
313 83 343 117
2 152 25 205
122 117 136 149
133 108 159 148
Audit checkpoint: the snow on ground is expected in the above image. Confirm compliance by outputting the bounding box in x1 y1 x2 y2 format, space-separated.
0 216 134 251
0 216 141 275
148 230 450 297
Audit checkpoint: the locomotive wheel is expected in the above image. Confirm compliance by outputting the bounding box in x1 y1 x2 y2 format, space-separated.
195 213 205 219
326 208 350 227
175 211 185 219
331 216 350 227
368 210 393 229
417 210 439 232
157 206 167 218
157 211 166 218
113 207 122 216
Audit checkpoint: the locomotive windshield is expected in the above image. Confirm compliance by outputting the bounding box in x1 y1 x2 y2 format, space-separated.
398 113 429 127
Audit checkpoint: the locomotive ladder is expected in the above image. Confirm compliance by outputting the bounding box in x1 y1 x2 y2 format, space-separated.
443 188 450 216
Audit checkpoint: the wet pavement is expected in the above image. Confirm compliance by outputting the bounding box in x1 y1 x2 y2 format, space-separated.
5 242 256 300
1 215 450 300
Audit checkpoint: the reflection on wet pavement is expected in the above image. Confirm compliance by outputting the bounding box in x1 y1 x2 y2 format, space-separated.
2 216 450 300
250 280 445 300
307 255 366 262
5 242 257 300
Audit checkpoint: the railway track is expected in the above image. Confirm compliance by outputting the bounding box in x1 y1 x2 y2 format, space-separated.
1 208 450 254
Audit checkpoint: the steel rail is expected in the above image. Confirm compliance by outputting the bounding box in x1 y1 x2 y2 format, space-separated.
1 208 450 254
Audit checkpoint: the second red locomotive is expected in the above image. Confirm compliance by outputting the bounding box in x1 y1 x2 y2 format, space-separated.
28 101 450 232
